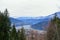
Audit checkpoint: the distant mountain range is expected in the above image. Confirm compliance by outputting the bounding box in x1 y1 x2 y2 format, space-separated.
10 12 60 30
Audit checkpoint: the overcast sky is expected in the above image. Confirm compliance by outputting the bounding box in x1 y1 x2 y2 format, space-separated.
0 0 60 18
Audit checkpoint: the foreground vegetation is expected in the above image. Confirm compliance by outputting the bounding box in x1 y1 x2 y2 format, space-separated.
47 13 60 40
0 9 26 40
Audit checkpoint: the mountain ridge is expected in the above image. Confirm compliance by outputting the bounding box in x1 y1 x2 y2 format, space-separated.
10 12 60 30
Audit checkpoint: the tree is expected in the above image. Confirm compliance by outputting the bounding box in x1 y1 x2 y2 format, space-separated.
3 9 11 40
11 24 17 40
0 11 4 40
47 13 60 40
52 13 60 40
47 19 56 40
17 30 21 40
0 9 27 40
0 9 11 40
20 27 26 40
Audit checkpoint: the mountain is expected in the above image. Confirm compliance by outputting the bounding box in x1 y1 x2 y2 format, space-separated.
31 12 60 30
17 17 40 25
10 12 60 30
10 17 23 26
10 17 46 29
31 18 50 30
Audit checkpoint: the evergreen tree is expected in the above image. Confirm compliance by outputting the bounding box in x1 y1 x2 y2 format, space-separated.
17 30 21 40
20 27 26 40
54 13 60 40
0 9 11 40
3 9 11 40
0 11 4 40
0 9 27 40
11 24 17 40
52 13 60 40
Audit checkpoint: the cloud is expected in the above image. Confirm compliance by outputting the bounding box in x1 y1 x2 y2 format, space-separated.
0 0 59 18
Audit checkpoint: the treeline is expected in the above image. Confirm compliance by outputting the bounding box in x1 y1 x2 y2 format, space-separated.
46 13 60 40
0 9 26 40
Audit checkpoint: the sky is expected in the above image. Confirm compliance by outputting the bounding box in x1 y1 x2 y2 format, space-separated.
0 0 60 18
